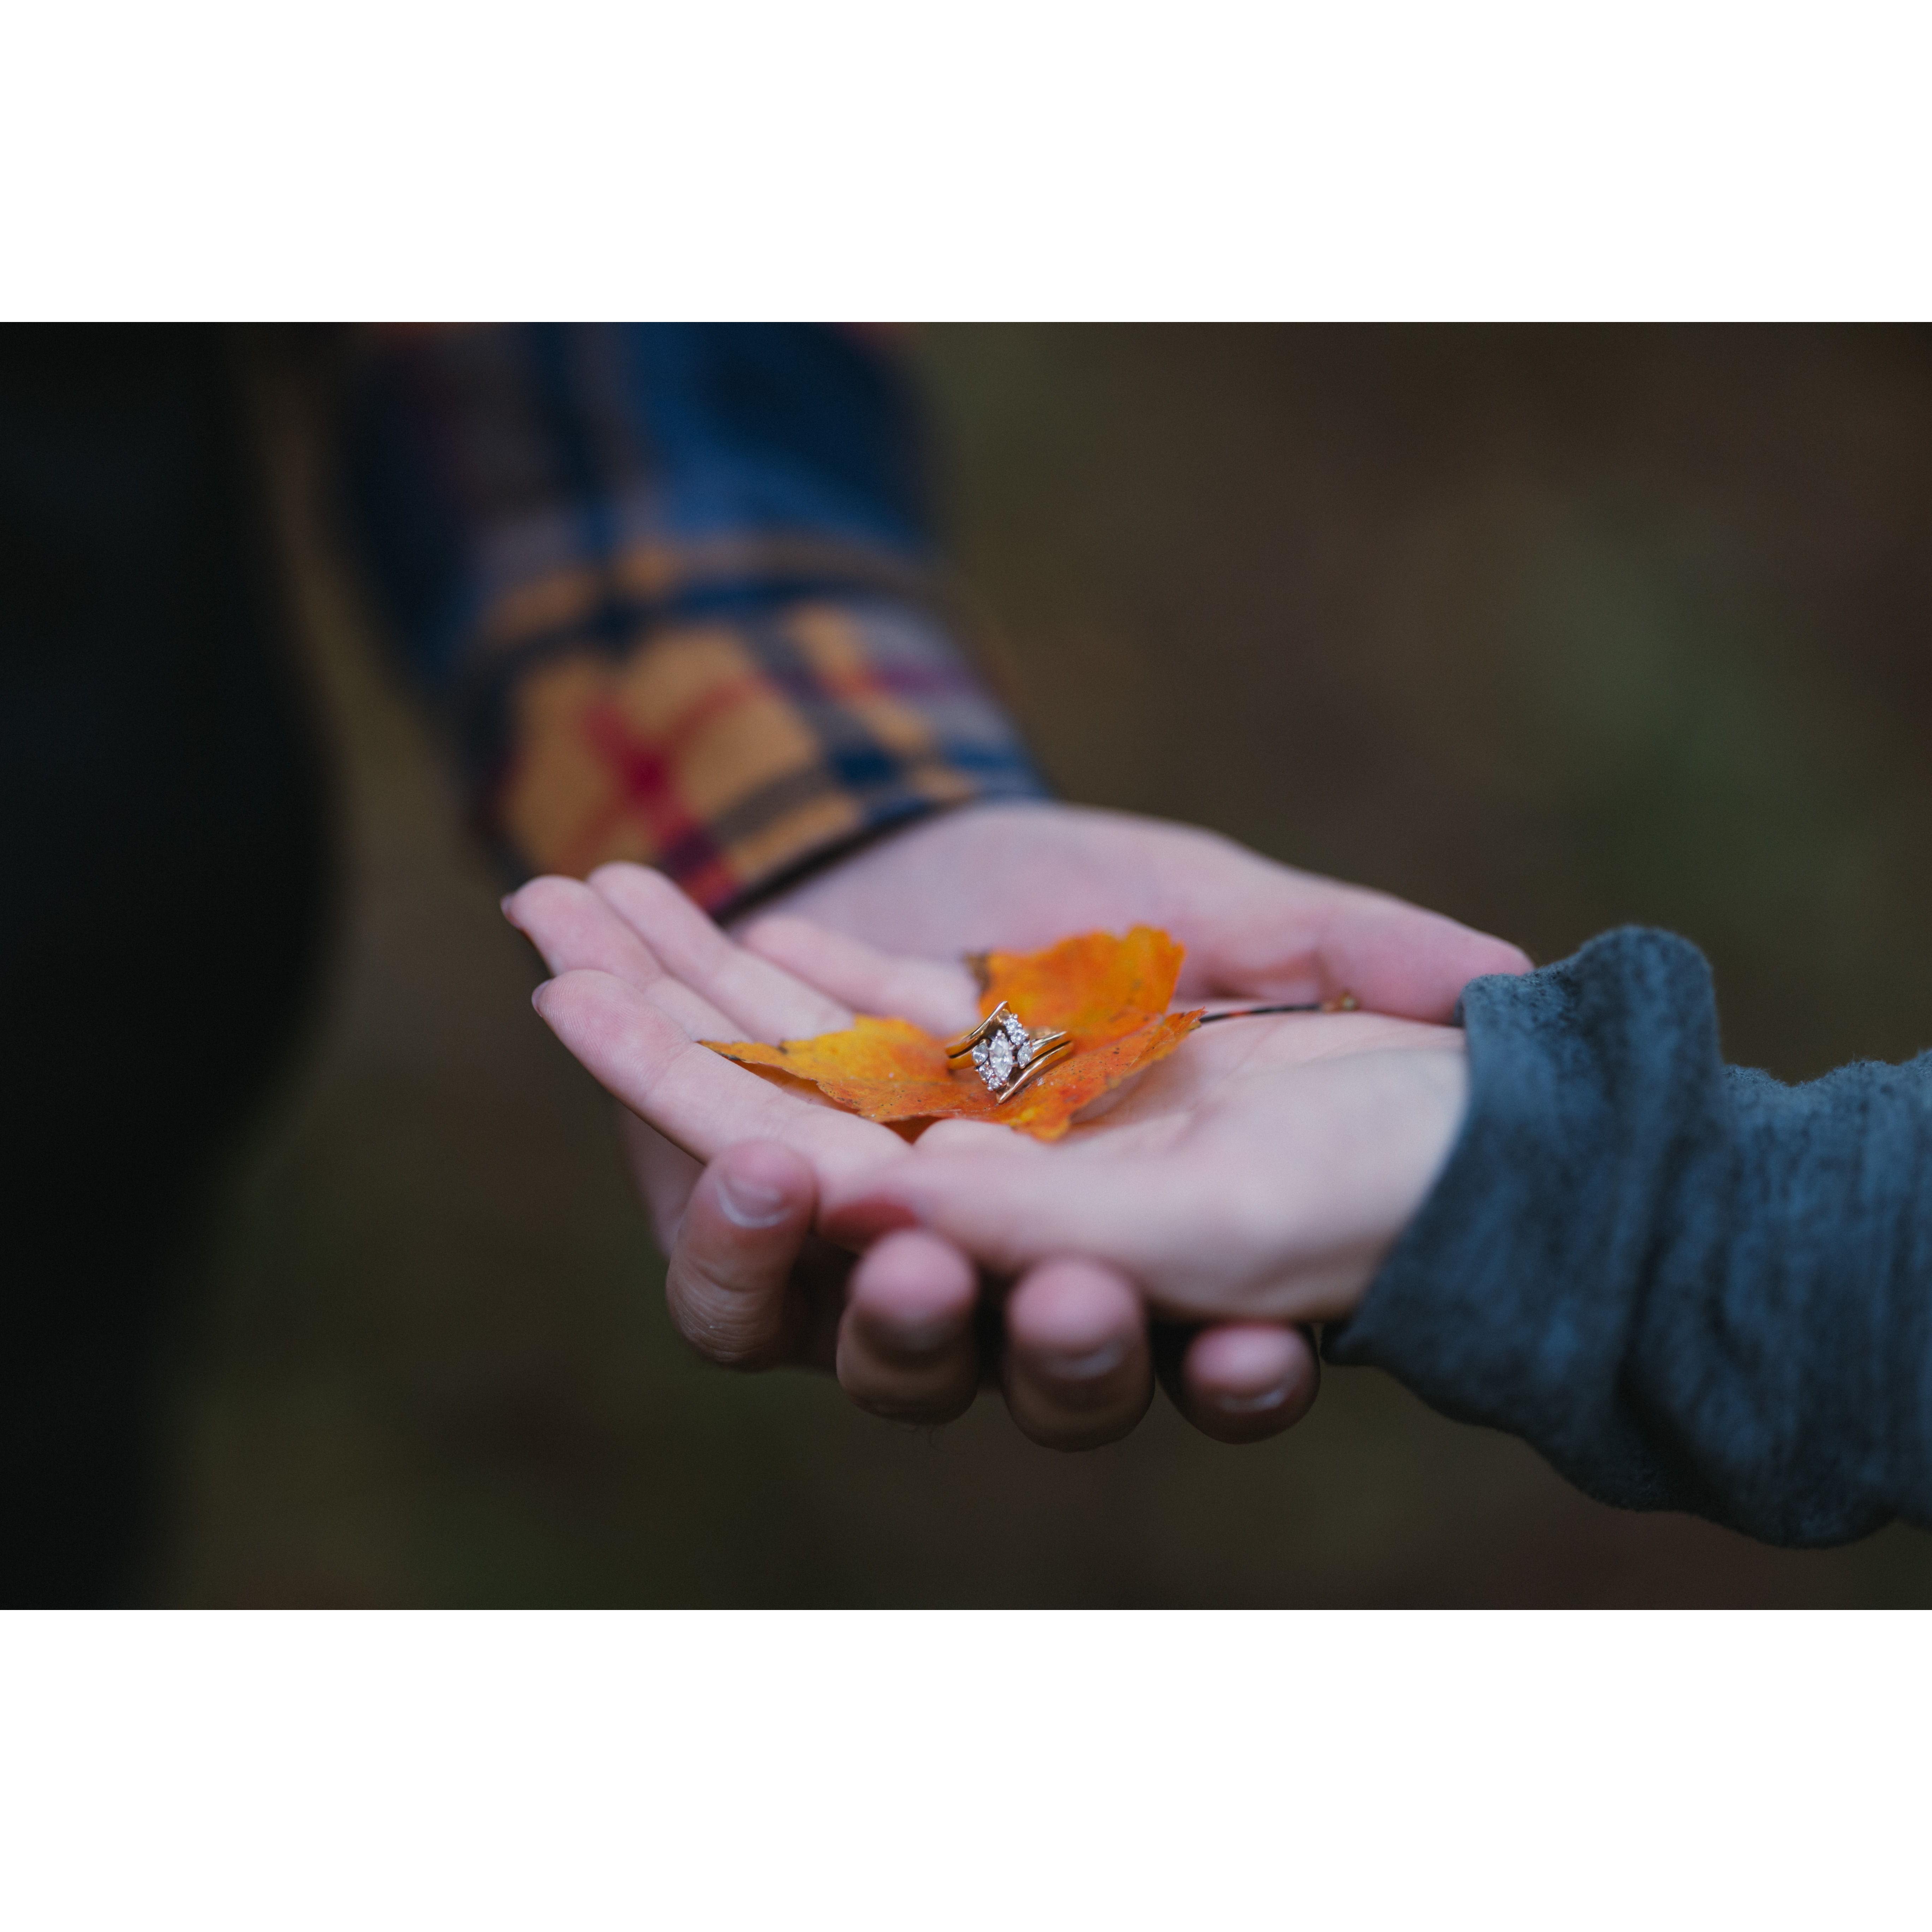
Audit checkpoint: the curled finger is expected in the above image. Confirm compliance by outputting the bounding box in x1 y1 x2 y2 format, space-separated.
1001 1257 1152 1451
666 1141 818 1370
1157 1321 1320 1444
836 1230 981 1425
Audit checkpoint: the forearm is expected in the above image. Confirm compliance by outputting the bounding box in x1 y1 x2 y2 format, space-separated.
339 323 1047 910
1327 926 1932 1545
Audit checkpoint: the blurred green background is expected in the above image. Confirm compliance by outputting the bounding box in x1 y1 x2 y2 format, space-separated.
162 326 1932 1605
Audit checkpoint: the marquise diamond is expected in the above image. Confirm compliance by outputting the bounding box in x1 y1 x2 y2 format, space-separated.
985 1033 1015 1085
956 1003 1068 1099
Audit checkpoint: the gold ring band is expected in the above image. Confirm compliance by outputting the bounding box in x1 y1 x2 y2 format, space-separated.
946 1001 1071 1104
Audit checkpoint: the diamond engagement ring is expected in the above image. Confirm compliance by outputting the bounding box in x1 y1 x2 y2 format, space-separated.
945 1002 1072 1104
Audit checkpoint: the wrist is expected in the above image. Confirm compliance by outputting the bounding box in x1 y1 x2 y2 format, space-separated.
723 799 986 929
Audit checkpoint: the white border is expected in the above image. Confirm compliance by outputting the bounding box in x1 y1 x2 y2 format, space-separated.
1 1610 1926 1929
4 2 1928 318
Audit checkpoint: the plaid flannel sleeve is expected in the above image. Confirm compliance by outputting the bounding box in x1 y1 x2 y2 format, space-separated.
341 324 1048 914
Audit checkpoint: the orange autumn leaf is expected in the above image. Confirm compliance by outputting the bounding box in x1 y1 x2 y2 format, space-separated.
704 925 1204 1142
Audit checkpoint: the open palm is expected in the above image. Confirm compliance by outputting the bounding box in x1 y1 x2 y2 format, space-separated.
519 866 1469 1347
825 1001 1469 1326
512 867 1341 1443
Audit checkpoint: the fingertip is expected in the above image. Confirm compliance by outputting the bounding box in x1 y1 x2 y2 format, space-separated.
838 1230 981 1421
530 965 607 1018
502 878 552 926
849 1229 977 1353
1180 1323 1319 1443
1006 1257 1140 1358
590 861 681 915
1442 927 1534 989
586 859 654 893
1002 1258 1151 1449
505 874 576 923
1187 1322 1306 1396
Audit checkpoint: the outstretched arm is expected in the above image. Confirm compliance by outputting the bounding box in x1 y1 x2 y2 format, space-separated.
355 325 1528 1447
1328 927 1932 1548
838 924 1932 1549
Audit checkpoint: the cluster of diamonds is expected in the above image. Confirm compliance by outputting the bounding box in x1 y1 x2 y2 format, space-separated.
971 1010 1037 1093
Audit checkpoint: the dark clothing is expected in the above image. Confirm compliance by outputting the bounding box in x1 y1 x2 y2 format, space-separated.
0 322 1039 1604
0 326 332 1603
1330 927 1932 1547
10 326 1924 1596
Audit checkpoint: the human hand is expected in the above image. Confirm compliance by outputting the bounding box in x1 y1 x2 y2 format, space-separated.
566 799 1524 1439
695 882 1472 1327
823 996 1471 1330
508 854 1486 1438
749 800 1529 1018
506 870 1314 1446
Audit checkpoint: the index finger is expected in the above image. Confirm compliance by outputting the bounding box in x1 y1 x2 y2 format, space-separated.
589 864 854 1043
1307 887 1532 1022
532 967 907 1191
1195 875 1531 1023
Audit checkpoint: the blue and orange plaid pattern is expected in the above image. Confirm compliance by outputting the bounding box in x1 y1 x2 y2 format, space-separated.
343 324 1047 912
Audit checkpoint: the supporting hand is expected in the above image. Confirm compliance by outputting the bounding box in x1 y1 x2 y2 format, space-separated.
505 864 1325 1444
827 1001 1471 1329
507 816 1515 1440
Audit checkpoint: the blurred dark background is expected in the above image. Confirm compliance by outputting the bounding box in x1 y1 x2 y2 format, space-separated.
160 325 1932 1606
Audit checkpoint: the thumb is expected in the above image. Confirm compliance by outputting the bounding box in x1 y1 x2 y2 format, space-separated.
1237 885 1531 1023
666 1141 817 1369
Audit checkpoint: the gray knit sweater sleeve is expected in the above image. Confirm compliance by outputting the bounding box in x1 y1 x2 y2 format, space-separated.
1324 927 1932 1546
